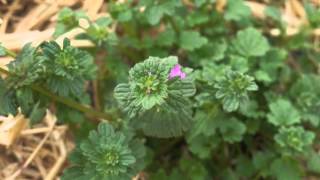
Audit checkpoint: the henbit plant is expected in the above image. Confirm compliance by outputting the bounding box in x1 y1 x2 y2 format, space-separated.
114 56 196 138
62 123 145 180
1 1 320 179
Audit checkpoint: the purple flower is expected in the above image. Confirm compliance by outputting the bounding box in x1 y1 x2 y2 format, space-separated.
169 64 186 79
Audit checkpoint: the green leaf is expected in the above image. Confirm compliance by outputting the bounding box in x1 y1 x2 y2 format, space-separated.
145 0 181 25
225 0 251 21
179 31 208 51
229 56 249 73
274 126 315 154
29 102 46 125
186 11 209 27
253 151 276 178
7 43 45 89
0 43 6 56
267 99 301 126
290 74 320 126
187 108 222 158
150 156 209 180
239 100 264 119
307 150 320 173
108 2 132 22
194 0 207 7
220 168 238 180
114 56 195 137
231 27 270 58
202 40 227 62
199 61 230 84
215 71 258 112
179 157 209 180
187 135 220 159
150 169 172 180
135 92 194 138
156 29 176 47
40 39 96 96
147 6 164 25
86 17 114 46
0 78 17 115
255 48 287 84
54 8 87 37
270 158 302 180
62 123 145 180
235 156 255 178
304 2 320 28
218 118 246 143
265 6 282 23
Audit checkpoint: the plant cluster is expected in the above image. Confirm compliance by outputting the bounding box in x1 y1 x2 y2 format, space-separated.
1 0 320 179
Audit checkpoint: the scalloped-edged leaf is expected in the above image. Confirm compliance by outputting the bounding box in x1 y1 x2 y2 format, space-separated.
231 27 270 58
136 93 193 138
62 123 145 180
114 56 195 137
267 99 301 127
179 31 208 51
168 78 196 97
0 78 17 115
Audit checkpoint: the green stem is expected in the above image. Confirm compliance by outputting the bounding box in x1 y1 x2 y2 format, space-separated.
5 49 17 58
0 66 112 120
166 16 180 35
31 85 112 120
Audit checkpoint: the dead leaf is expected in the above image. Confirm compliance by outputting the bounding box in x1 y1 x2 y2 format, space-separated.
0 113 28 147
216 0 227 12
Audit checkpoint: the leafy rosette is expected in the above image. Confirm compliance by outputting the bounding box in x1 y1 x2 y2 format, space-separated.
114 56 196 138
215 71 258 112
6 44 46 89
275 126 315 155
62 123 145 180
39 39 97 97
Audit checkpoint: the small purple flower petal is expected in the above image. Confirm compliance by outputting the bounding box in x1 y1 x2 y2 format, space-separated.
169 64 186 79
180 72 186 79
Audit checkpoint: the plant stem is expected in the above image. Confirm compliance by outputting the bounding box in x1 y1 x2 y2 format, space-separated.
166 16 180 35
0 66 112 120
5 49 17 58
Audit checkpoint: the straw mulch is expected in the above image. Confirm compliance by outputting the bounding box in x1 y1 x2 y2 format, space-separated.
0 1 106 179
0 0 320 179
0 111 71 180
